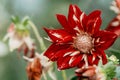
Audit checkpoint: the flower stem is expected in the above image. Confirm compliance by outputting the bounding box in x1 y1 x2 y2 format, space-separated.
28 20 46 51
62 70 67 80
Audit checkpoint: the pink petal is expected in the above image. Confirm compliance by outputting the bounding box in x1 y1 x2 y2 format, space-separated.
8 23 15 32
86 10 101 34
94 30 117 50
83 68 96 77
44 28 73 43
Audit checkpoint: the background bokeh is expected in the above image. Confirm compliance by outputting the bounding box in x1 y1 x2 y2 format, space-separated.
0 0 119 80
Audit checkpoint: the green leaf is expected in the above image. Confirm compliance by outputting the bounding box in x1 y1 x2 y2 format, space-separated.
11 16 20 24
22 16 29 26
103 62 116 79
71 76 77 80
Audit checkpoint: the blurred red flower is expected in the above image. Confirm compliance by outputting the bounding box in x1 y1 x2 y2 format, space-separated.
107 0 120 36
106 15 120 36
44 4 117 70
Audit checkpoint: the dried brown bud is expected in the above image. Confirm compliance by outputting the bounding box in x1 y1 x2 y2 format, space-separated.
26 57 42 80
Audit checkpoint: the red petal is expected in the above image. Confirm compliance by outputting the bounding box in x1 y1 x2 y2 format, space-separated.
56 14 76 34
69 54 83 67
52 46 76 61
68 4 83 20
87 54 93 65
93 48 107 65
77 60 85 68
68 4 85 32
68 5 79 32
93 56 100 65
44 28 73 43
74 4 87 31
94 30 117 50
99 50 107 65
86 10 101 34
57 56 72 70
106 16 120 36
44 43 71 61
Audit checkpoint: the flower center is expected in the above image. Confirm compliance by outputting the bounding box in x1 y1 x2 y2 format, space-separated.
74 33 93 53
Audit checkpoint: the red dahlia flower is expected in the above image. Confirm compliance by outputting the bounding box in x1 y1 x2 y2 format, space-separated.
44 4 117 70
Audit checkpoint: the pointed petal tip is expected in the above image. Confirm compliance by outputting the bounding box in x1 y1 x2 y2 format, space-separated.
43 27 51 34
43 27 48 31
93 10 101 14
89 10 101 17
69 4 73 7
56 14 67 21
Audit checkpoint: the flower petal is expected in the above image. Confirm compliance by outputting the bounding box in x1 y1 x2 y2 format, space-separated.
9 37 24 51
86 10 101 34
8 23 15 32
87 54 93 65
77 60 85 68
57 56 72 70
68 4 82 19
56 14 76 34
68 4 86 31
51 46 76 61
24 36 34 50
94 30 117 50
106 16 120 36
57 52 83 70
99 49 107 65
69 53 83 67
44 43 72 61
44 28 73 43
92 48 107 65
92 56 100 65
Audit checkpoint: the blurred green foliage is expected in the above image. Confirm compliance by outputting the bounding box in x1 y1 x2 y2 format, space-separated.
0 0 120 80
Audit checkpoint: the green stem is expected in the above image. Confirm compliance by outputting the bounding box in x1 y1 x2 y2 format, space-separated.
62 70 67 80
28 20 46 51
